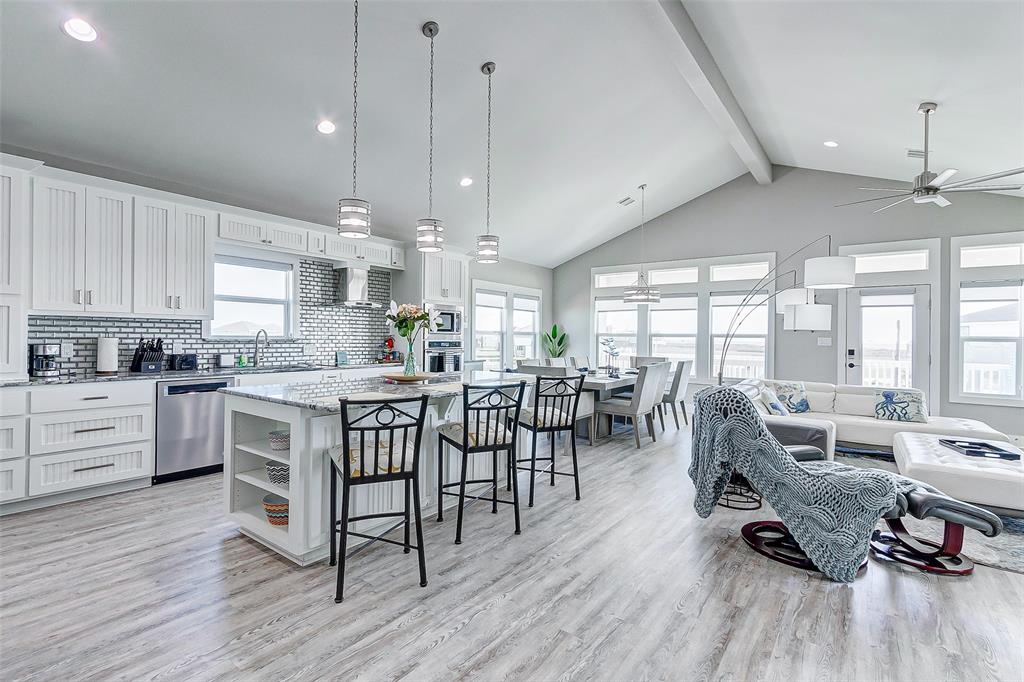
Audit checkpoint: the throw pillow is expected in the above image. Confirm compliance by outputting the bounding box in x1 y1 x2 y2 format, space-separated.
765 380 810 413
759 387 789 416
874 389 928 423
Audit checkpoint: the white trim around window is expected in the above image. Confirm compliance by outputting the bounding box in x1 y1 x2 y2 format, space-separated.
470 279 544 370
589 252 776 383
949 231 1024 407
837 238 941 412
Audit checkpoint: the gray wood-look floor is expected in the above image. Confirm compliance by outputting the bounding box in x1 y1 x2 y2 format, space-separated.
2 425 1022 682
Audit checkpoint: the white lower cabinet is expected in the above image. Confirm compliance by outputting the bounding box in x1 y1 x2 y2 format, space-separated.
29 406 152 455
0 417 27 460
29 381 154 413
28 441 153 497
0 458 27 502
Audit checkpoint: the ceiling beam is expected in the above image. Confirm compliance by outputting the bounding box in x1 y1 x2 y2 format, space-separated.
655 0 773 184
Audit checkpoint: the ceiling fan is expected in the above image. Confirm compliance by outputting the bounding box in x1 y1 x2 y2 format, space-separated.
837 102 1024 213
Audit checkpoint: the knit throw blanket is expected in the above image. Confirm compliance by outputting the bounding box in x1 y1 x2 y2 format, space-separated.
689 386 922 582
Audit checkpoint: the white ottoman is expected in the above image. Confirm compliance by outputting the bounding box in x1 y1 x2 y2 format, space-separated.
893 432 1024 514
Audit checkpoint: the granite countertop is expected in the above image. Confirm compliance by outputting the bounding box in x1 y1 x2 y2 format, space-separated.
220 371 532 413
0 362 402 388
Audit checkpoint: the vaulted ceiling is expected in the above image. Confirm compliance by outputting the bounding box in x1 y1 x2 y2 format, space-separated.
1 1 1020 268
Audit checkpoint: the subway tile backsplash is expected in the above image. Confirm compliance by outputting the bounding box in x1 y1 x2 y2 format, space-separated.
28 260 392 372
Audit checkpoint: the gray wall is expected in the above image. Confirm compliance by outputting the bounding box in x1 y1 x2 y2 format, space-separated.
552 166 1024 433
469 257 555 331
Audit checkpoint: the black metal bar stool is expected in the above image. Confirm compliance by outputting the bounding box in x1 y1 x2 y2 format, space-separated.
511 374 585 507
436 381 526 544
329 394 429 603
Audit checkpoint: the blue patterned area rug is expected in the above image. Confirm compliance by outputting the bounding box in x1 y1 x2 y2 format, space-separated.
837 453 1024 575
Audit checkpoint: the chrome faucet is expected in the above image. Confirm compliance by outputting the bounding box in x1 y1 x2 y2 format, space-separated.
253 329 269 367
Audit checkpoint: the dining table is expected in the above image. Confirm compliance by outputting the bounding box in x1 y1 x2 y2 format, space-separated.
576 371 638 441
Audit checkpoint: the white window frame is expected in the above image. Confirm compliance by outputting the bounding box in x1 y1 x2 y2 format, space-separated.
590 252 776 384
648 294 698 374
470 279 544 369
949 231 1024 407
204 246 300 340
837 238 941 412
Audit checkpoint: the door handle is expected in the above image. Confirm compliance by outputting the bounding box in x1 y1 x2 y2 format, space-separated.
167 295 174 309
75 289 83 304
87 290 94 305
73 463 115 473
74 425 117 434
847 362 858 368
175 296 182 309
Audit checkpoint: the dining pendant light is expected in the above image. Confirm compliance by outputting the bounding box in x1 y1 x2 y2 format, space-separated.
416 21 445 254
475 62 499 264
623 184 660 304
337 0 371 238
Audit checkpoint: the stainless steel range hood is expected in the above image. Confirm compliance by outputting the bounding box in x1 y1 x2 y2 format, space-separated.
325 266 381 308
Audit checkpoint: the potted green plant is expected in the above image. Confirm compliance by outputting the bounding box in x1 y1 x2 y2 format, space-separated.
542 324 568 360
385 302 439 376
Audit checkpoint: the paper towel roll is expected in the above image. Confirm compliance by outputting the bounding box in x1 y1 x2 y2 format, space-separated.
97 337 119 374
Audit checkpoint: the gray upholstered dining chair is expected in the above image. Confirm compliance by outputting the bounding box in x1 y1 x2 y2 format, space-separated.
569 355 591 369
594 361 670 448
546 357 570 367
462 360 486 371
659 360 693 429
516 358 541 368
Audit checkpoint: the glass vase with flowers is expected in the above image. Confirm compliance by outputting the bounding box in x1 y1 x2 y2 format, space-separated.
385 302 439 376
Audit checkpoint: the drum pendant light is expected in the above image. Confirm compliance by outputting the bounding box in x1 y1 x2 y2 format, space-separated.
623 184 660 304
337 0 371 238
416 21 445 253
475 62 499 264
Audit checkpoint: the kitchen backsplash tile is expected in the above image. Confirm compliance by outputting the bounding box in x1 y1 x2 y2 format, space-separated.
28 260 393 372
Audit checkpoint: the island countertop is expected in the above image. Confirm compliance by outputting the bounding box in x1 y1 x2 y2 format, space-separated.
219 370 531 413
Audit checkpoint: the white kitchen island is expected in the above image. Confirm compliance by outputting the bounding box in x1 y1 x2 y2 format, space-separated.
220 371 529 566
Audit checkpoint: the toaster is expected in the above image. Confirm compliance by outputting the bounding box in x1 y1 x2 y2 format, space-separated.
169 353 198 371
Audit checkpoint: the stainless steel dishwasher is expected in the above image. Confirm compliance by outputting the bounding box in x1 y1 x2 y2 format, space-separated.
155 376 237 484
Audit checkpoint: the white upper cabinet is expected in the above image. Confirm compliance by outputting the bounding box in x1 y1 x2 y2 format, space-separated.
0 295 26 377
32 179 87 312
133 197 175 315
173 206 215 316
84 188 133 313
423 252 467 304
307 230 327 255
390 247 405 269
219 213 266 245
324 235 361 260
134 199 213 317
0 169 26 295
265 223 307 252
360 242 391 266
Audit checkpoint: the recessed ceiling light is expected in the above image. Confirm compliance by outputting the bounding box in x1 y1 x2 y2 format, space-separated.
459 177 473 187
823 140 839 148
316 119 336 135
62 17 98 42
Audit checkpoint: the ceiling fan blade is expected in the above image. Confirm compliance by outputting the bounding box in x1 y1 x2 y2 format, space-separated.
942 184 1024 193
857 187 911 191
931 194 951 207
927 168 958 187
835 193 912 207
872 196 915 213
939 167 1024 190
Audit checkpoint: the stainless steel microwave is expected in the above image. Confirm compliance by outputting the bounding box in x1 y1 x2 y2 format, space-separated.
432 307 462 335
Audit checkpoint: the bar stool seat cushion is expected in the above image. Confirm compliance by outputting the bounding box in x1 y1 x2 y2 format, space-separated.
438 420 514 447
328 441 416 478
518 406 572 428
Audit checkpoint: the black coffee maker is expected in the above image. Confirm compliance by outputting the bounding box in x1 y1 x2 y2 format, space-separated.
29 343 61 378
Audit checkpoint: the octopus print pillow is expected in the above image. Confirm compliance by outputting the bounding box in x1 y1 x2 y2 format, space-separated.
874 388 928 423
764 380 810 413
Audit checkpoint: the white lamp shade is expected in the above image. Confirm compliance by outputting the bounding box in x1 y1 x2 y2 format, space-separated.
337 198 371 238
775 287 812 312
804 255 855 289
783 303 832 331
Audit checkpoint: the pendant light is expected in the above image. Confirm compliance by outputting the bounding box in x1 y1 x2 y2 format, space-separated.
475 62 499 264
337 0 371 238
623 184 660 304
416 21 445 253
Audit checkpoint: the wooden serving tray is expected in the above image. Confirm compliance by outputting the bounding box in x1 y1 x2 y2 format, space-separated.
382 372 434 383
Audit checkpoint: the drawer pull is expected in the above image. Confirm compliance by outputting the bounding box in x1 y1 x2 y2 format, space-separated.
81 396 109 401
73 463 115 473
73 426 117 434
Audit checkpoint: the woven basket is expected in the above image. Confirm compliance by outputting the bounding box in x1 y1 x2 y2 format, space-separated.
262 494 289 526
267 430 291 451
265 462 290 487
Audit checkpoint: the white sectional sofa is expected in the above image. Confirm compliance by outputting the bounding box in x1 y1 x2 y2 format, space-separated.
735 379 1008 458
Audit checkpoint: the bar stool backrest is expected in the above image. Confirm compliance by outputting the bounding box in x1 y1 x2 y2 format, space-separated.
530 374 585 432
460 381 526 452
338 395 429 481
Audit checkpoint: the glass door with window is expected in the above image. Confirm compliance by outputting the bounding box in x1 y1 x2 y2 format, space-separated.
845 285 930 393
473 291 506 371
